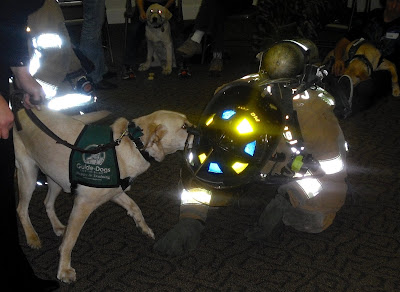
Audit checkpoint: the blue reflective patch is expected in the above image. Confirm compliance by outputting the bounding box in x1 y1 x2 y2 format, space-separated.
208 162 223 173
244 141 256 156
221 110 236 120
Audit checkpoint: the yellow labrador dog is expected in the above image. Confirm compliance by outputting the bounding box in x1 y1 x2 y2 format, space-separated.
325 38 400 96
344 39 400 96
138 3 176 75
14 108 191 283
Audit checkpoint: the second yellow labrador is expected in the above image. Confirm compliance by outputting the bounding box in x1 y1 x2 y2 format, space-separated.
139 4 176 75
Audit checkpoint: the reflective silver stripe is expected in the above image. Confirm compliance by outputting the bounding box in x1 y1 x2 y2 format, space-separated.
32 33 63 49
296 176 322 199
319 154 344 175
181 188 212 205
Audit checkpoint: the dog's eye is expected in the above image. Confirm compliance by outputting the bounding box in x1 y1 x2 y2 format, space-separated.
158 10 162 14
182 123 187 130
150 9 154 13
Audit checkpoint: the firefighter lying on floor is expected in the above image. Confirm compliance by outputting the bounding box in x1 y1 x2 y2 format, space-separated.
154 39 348 256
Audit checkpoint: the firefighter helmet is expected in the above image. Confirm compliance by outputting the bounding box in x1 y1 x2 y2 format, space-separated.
184 82 284 188
259 39 319 79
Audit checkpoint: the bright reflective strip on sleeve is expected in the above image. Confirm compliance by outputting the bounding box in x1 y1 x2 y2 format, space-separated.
319 154 344 175
181 188 212 205
33 33 63 49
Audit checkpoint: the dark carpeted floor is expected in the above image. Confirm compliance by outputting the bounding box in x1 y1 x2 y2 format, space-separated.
17 23 400 291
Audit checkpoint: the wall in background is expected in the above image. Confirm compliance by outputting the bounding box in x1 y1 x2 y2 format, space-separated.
105 0 201 24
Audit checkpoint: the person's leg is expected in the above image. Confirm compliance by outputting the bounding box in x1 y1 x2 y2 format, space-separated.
351 70 392 114
79 0 107 84
245 194 290 241
1 131 59 290
208 1 225 74
177 0 219 58
193 0 215 33
123 9 145 67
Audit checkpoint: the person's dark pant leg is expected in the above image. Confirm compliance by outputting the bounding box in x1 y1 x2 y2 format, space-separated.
124 8 146 66
0 131 35 282
352 70 392 113
194 0 218 32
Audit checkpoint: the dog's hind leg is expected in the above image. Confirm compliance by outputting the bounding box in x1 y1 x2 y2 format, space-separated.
44 176 65 237
111 192 155 239
15 135 42 249
377 59 400 97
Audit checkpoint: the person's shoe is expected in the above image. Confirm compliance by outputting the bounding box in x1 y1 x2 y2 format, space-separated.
338 75 353 105
94 79 117 90
66 70 94 96
122 65 136 80
208 58 223 76
102 71 117 80
176 39 202 58
333 75 353 119
75 76 94 95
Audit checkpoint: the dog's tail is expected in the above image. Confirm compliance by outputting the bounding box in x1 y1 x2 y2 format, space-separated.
72 110 111 124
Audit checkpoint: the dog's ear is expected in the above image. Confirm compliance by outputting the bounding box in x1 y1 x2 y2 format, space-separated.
164 7 172 21
145 123 168 161
146 123 168 147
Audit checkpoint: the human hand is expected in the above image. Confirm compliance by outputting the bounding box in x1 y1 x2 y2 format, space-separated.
11 66 45 110
0 95 14 139
139 10 147 22
153 218 204 256
332 59 346 76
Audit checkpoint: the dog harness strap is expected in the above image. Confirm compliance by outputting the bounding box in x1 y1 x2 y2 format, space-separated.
348 38 366 60
352 54 374 75
120 177 131 190
24 108 119 154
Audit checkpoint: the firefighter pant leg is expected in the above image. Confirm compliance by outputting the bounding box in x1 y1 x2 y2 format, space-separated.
279 168 347 233
153 217 205 256
245 193 291 241
153 176 210 256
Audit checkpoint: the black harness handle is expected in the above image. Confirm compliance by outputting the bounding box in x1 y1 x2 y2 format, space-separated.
24 108 119 154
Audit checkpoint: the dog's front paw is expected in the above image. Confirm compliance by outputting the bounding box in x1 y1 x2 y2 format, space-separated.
58 267 76 283
162 66 172 75
392 84 400 97
53 225 66 237
138 63 150 71
27 233 42 249
143 227 155 239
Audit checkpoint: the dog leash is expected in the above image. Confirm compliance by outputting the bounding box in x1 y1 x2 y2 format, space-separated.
23 107 153 162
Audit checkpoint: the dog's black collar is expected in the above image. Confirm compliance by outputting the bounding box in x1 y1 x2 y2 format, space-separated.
118 122 152 191
127 122 153 162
